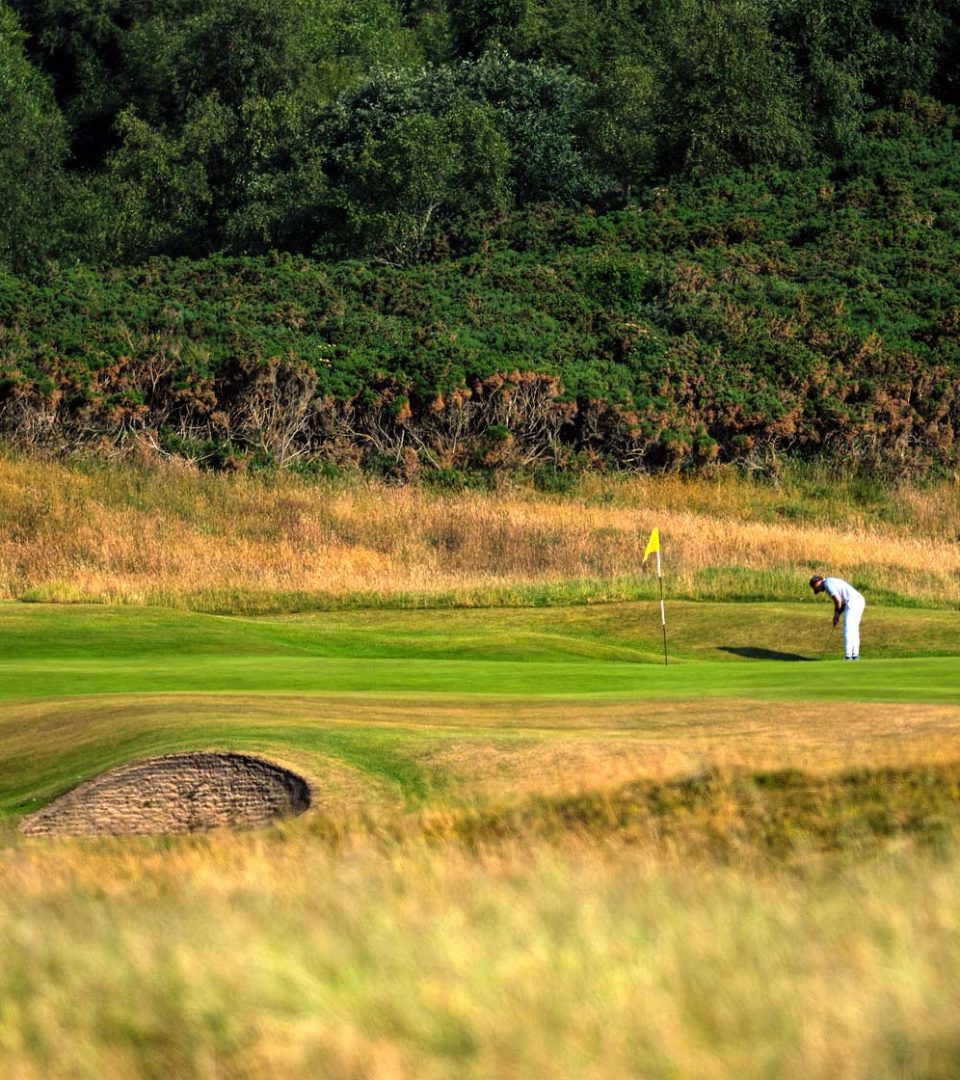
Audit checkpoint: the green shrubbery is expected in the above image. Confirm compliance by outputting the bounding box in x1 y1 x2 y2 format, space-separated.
1 0 958 473
0 101 957 474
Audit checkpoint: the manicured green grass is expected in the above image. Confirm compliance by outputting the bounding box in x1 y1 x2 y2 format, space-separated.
8 650 960 703
2 600 958 702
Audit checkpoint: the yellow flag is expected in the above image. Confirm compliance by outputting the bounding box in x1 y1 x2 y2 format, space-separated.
642 527 660 563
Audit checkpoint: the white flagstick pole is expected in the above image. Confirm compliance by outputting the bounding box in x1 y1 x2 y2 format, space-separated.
656 547 668 666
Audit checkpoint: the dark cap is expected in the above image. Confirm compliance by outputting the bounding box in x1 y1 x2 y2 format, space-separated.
809 575 824 590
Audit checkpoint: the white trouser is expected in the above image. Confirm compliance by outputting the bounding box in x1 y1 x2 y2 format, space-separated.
843 595 866 659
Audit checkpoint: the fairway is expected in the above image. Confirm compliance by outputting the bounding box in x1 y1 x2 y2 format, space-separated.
4 600 959 821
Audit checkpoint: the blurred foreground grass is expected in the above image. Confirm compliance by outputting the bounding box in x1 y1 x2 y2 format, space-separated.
3 828 960 1079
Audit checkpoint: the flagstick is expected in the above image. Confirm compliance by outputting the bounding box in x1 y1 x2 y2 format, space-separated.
656 548 668 666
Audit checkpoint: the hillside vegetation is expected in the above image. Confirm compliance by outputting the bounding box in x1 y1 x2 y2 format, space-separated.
2 1 960 472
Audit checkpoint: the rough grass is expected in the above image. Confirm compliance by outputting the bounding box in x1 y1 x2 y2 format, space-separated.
4 835 960 1079
435 763 960 859
2 454 958 610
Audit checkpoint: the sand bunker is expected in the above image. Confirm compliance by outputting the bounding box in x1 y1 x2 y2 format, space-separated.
19 752 311 836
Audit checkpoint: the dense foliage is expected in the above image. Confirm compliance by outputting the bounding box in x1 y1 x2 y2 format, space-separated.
1 100 957 475
1 1 958 473
3 0 960 268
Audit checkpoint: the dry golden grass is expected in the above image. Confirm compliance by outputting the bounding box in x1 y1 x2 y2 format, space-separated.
2 834 960 1078
419 699 960 799
1 454 958 608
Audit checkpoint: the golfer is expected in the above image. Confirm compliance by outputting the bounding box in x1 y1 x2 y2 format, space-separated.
809 575 865 660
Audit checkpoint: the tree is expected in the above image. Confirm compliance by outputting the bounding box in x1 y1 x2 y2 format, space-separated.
316 71 510 261
507 0 644 78
649 0 812 174
770 0 876 156
458 49 604 204
867 0 947 102
308 54 604 261
100 0 424 258
586 56 658 201
446 0 526 56
0 3 71 271
105 100 221 260
12 0 131 167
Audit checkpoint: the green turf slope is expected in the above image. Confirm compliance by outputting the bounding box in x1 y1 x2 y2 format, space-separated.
2 601 957 702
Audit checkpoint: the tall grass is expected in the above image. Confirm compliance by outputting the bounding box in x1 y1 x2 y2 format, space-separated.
2 455 957 610
2 831 960 1078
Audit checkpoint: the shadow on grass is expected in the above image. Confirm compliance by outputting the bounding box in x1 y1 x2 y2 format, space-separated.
717 646 814 662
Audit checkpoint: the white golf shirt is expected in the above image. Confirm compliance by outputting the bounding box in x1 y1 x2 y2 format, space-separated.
822 578 865 609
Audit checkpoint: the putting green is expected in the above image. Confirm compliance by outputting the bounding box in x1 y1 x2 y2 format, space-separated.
3 600 958 701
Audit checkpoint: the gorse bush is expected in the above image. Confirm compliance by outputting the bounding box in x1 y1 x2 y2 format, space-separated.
0 102 957 473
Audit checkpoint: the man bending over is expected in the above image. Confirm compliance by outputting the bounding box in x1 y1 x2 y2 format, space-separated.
809 575 866 661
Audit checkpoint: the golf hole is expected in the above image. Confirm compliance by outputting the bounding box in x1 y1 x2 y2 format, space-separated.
19 752 312 836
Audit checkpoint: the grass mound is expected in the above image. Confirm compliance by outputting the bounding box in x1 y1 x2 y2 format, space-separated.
423 763 960 860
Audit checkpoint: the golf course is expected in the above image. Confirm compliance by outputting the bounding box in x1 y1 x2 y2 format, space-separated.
1 460 959 1077
6 0 960 1068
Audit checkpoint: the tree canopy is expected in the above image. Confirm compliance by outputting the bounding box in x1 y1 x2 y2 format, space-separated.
3 0 960 267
